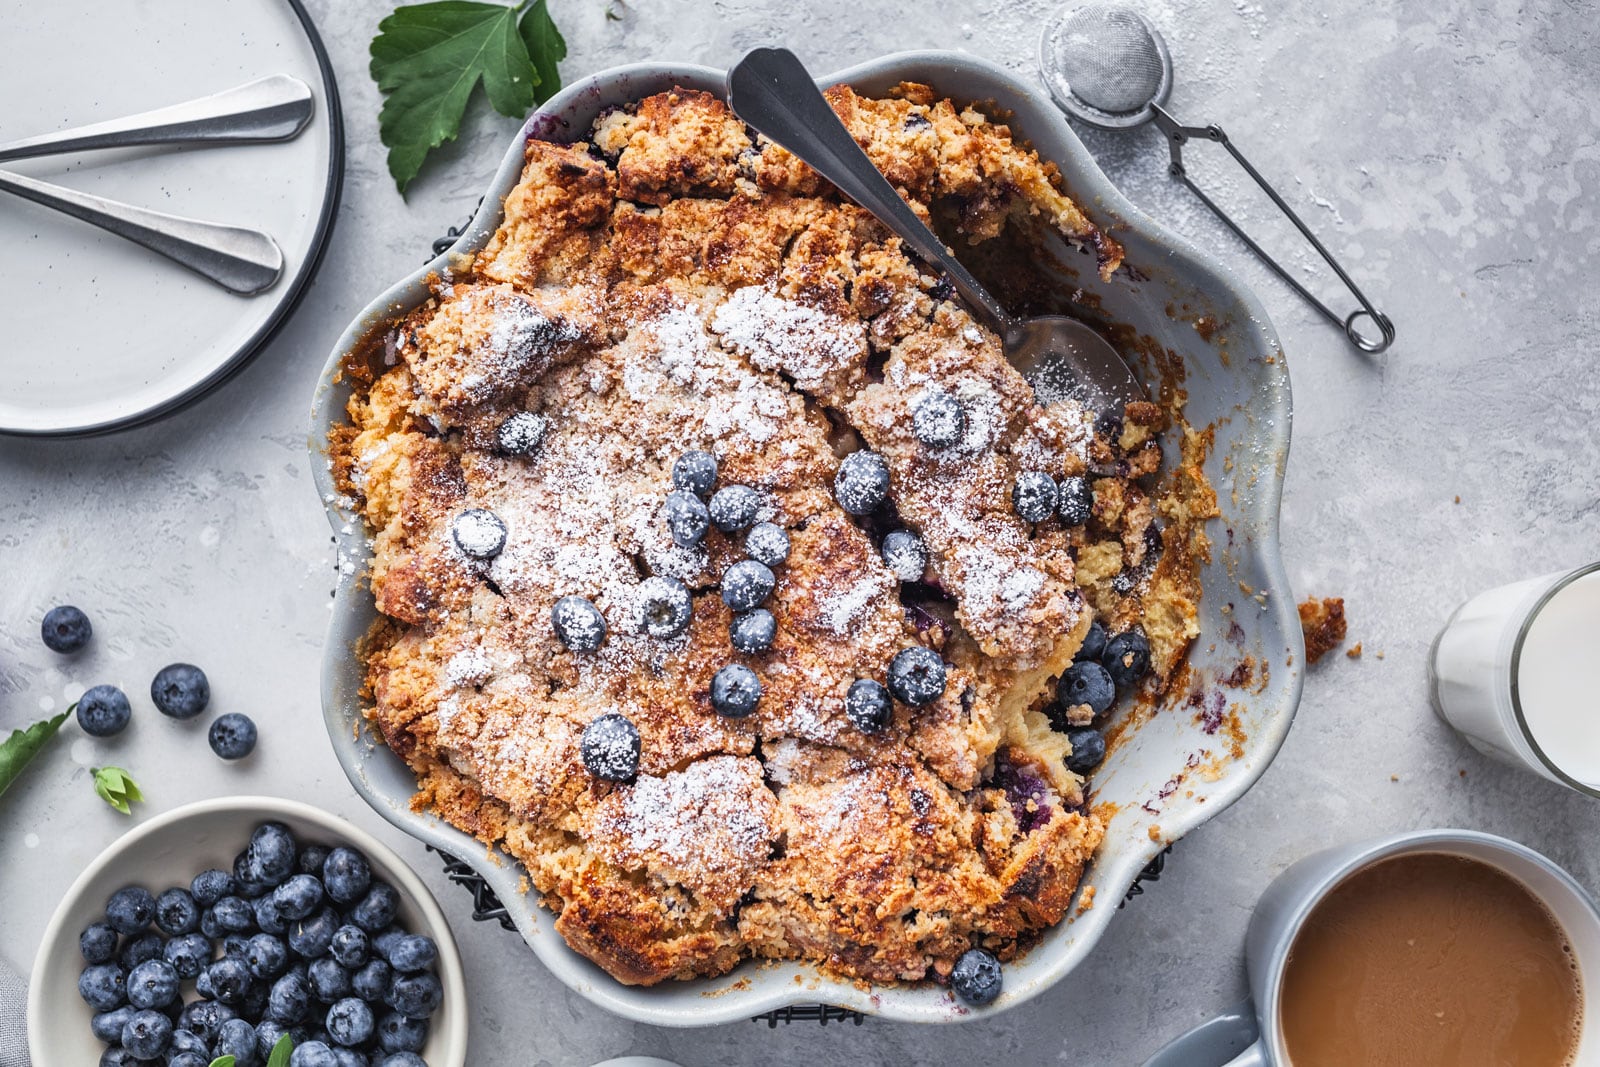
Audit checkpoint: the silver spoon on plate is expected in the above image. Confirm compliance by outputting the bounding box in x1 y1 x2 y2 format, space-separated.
0 74 314 295
727 47 1146 413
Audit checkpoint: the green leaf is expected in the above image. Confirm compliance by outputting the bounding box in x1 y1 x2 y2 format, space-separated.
265 1032 294 1067
518 0 567 105
0 712 68 801
370 0 547 194
91 766 143 816
209 1057 237 1067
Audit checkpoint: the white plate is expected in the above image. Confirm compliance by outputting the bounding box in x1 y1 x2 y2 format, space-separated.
0 0 341 436
28 796 469 1067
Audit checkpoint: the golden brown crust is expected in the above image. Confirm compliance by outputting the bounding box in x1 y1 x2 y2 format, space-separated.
1299 597 1348 664
334 84 1197 988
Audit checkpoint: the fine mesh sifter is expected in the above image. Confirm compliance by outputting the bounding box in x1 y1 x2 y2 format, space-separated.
1041 4 1394 352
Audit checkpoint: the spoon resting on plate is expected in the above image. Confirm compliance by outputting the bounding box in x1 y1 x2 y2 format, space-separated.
726 47 1145 412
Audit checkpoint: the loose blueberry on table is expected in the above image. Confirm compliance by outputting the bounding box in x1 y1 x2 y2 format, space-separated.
209 712 259 760
42 603 93 653
76 684 132 738
76 822 444 1064
151 662 211 720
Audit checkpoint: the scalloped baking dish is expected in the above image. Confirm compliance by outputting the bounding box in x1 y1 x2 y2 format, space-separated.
310 51 1302 1025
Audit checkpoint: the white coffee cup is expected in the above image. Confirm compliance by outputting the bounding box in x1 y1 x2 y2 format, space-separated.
1144 829 1600 1066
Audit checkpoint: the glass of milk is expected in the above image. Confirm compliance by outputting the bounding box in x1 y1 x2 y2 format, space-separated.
1430 562 1600 797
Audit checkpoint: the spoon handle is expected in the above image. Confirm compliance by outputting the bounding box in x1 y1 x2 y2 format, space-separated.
0 74 314 163
0 168 282 295
727 48 1014 332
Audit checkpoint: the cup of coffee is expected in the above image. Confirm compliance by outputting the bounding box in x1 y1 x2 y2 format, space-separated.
1430 561 1600 795
1145 830 1598 1066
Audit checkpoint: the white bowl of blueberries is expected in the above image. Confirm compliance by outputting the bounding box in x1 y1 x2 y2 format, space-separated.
28 796 467 1067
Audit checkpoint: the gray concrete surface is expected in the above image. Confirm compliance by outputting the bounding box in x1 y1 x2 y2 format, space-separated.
3 0 1598 1063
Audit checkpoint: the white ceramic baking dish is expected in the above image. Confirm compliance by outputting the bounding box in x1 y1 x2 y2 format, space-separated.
309 51 1302 1026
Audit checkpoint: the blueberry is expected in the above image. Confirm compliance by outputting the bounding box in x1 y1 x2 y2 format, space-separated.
322 847 372 906
309 956 352 1003
580 713 640 782
329 925 370 970
169 1028 210 1056
729 609 776 654
845 679 893 733
331 1049 368 1067
1075 619 1109 664
290 1041 341 1067
246 932 290 980
881 530 927 582
206 956 254 1005
76 684 131 738
222 934 251 961
80 920 118 964
325 997 376 1047
91 1005 136 1043
663 490 710 548
209 713 258 760
289 907 340 959
376 1011 427 1053
121 1008 174 1059
118 932 162 969
912 390 966 449
834 451 890 515
710 664 761 718
126 958 179 1010
949 947 1002 1006
709 484 761 532
371 928 405 962
1057 475 1092 526
385 935 437 975
1064 727 1107 774
637 575 693 638
551 595 606 652
255 894 288 935
348 883 400 933
255 1018 293 1056
249 823 299 884
449 507 507 559
721 559 775 612
41 604 92 652
180 999 237 1043
672 450 718 497
213 895 256 933
298 844 331 877
1102 628 1152 687
1012 471 1058 523
268 970 313 1024
201 908 225 940
352 959 392 1003
191 868 237 907
743 522 790 567
164 932 211 980
385 971 443 1019
216 1017 260 1066
497 411 548 456
170 1054 211 1067
1057 661 1115 717
153 887 199 935
273 874 325 922
98 1048 139 1067
378 1055 427 1067
106 886 156 935
147 662 211 720
886 647 947 706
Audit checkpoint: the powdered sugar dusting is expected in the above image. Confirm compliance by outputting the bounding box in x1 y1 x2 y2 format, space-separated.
711 286 866 395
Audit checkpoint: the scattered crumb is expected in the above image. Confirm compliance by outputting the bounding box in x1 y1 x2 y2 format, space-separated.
1375 650 1386 660
1346 642 1363 659
1297 596 1348 664
1076 885 1097 914
1390 774 1399 782
1453 495 1461 504
1147 824 1162 842
1459 769 1467 778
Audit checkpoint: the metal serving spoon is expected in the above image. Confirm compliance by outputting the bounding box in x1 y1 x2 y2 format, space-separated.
0 75 313 294
0 74 313 162
727 47 1145 412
